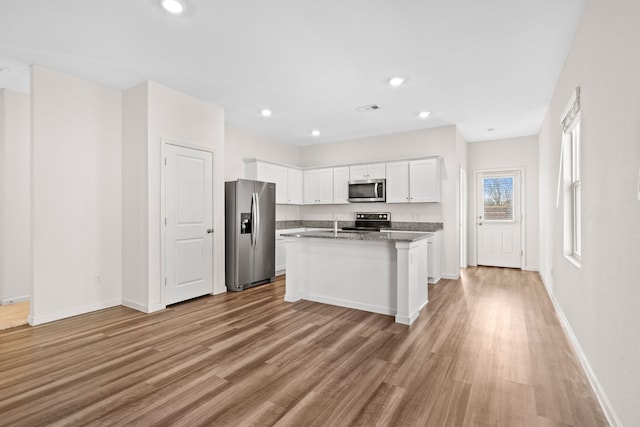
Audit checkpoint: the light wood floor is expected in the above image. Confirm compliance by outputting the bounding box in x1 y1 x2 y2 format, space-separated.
0 267 607 426
0 301 29 331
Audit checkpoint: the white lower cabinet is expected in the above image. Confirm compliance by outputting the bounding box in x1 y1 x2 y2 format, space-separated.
427 231 441 284
276 228 307 275
276 238 286 275
380 229 441 284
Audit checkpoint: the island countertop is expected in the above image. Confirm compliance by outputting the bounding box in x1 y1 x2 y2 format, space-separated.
280 229 432 243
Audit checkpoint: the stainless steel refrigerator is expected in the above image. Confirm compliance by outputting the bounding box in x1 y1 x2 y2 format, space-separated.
225 179 276 291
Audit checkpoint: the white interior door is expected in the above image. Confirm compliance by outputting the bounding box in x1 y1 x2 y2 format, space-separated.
477 170 521 268
165 144 213 305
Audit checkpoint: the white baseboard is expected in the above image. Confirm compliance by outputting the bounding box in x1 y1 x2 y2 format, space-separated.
441 273 461 280
304 293 396 317
29 299 121 326
147 303 165 313
212 285 227 295
121 298 150 313
2 295 30 305
541 276 622 427
523 266 539 272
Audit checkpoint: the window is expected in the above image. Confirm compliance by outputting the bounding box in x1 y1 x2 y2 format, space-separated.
560 87 581 265
483 176 514 221
567 120 581 259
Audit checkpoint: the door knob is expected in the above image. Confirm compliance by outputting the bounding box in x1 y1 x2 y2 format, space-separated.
478 223 483 226
207 228 214 233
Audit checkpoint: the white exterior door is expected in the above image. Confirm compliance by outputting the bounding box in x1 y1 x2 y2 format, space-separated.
476 170 522 268
165 144 214 305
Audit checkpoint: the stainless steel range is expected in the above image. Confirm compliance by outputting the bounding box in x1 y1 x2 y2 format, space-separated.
341 212 391 232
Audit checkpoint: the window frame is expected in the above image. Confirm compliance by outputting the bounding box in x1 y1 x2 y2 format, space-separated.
482 174 516 223
564 114 582 265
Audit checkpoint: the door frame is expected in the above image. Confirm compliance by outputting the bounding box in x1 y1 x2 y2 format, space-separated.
160 138 216 308
474 167 526 269
459 167 468 268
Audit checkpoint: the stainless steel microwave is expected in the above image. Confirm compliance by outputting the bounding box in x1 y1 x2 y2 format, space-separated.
348 179 386 203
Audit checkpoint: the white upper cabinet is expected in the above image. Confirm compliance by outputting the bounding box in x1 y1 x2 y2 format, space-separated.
245 160 290 204
349 163 386 180
386 161 410 203
272 165 288 204
385 158 440 203
333 167 350 204
287 168 303 205
304 168 333 204
410 158 440 202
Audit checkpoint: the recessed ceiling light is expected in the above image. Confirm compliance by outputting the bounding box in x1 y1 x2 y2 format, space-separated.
389 76 405 87
487 128 495 132
159 0 185 14
311 130 320 137
260 109 272 117
418 111 431 119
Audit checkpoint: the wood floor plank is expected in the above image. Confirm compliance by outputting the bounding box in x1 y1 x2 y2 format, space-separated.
0 268 608 426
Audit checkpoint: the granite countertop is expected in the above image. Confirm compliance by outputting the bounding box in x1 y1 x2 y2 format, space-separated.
280 229 432 243
276 220 443 232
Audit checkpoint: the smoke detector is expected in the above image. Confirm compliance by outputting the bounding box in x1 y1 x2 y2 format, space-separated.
355 104 381 112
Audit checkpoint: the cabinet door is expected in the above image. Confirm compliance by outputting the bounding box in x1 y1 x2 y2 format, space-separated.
386 161 410 203
367 163 386 179
256 162 275 183
410 158 440 202
303 170 319 204
349 164 368 180
333 167 350 204
287 168 303 204
317 168 334 204
275 238 286 274
273 165 288 204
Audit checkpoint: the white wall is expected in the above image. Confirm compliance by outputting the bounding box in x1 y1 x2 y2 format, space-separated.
467 135 539 270
29 66 122 325
121 83 149 310
0 90 31 304
298 125 464 279
224 123 301 221
0 90 5 303
147 82 226 306
224 124 300 181
538 0 640 425
455 127 468 269
122 81 225 312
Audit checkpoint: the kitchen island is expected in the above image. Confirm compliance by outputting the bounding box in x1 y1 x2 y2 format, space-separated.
281 230 431 325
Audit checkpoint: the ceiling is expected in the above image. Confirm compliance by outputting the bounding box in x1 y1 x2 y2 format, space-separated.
0 0 585 146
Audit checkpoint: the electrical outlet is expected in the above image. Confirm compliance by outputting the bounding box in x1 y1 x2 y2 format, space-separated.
95 275 101 286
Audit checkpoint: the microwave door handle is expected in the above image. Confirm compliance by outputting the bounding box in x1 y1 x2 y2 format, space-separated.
374 182 378 197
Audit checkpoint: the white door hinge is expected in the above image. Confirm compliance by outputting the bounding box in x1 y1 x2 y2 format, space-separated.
164 277 167 286
164 217 167 226
164 158 167 166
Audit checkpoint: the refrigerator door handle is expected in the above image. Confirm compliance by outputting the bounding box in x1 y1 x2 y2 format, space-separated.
255 192 260 247
251 192 257 248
